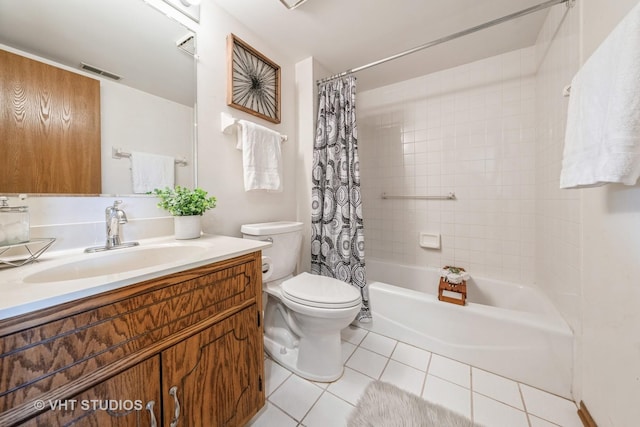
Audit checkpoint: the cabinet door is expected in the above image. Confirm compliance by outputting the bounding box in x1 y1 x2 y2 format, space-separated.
0 49 101 194
22 356 161 427
162 305 264 427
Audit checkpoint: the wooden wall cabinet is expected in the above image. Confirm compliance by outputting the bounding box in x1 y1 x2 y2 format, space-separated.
0 49 101 194
0 252 265 426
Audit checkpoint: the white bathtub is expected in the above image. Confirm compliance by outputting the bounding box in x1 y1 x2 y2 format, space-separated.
362 259 573 399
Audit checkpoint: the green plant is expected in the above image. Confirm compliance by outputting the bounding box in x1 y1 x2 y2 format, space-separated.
153 186 217 216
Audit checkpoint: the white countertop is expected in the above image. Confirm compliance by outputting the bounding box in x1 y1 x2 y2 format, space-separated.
0 234 270 321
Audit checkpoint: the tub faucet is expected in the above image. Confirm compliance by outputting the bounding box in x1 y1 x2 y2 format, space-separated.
85 201 139 253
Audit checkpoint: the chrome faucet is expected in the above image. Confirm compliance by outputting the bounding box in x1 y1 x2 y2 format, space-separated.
85 201 139 253
106 200 127 248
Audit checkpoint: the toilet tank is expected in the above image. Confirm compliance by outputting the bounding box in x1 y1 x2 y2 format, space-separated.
241 221 303 282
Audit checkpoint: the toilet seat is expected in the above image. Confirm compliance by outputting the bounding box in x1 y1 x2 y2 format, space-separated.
281 272 361 309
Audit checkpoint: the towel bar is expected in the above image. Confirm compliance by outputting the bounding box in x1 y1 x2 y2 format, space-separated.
112 147 188 166
221 112 287 142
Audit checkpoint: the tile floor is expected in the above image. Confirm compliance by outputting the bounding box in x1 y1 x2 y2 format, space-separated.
247 326 582 427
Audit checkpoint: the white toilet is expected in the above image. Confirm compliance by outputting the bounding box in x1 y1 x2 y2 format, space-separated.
241 221 362 382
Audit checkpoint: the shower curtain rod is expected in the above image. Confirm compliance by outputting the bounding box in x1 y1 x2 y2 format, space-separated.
316 0 574 85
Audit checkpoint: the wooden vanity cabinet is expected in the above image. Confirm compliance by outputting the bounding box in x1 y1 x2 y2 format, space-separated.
22 356 162 427
0 252 265 427
162 306 263 426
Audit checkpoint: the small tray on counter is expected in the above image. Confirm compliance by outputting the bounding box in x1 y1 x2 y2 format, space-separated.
0 238 56 268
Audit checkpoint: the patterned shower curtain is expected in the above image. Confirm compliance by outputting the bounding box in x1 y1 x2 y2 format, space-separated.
311 76 371 322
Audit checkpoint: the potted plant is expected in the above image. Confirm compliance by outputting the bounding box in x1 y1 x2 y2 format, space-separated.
153 186 217 239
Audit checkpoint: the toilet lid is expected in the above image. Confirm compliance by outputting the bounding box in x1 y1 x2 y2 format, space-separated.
281 272 362 309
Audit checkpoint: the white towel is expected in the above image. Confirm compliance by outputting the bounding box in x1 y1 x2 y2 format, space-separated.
236 120 283 191
560 2 640 189
130 151 175 194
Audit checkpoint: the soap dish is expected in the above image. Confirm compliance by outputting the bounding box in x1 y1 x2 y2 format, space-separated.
0 238 56 268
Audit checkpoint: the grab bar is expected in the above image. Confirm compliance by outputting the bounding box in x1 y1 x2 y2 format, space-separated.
381 192 456 200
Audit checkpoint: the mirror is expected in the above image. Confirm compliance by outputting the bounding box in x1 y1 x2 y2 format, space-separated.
0 0 196 195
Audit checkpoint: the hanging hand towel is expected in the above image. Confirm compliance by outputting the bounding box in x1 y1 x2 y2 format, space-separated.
560 2 640 189
130 151 175 194
236 120 283 191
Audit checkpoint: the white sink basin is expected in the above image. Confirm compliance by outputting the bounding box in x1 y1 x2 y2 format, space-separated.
23 245 208 283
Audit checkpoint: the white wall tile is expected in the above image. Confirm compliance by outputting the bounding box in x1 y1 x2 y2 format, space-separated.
359 47 537 284
533 2 582 390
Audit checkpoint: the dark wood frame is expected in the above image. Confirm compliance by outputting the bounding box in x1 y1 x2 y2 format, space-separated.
226 33 281 124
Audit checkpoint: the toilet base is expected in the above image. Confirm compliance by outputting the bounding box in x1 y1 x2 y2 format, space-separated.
264 333 344 382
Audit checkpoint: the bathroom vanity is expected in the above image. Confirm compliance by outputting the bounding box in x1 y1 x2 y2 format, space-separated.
0 235 268 426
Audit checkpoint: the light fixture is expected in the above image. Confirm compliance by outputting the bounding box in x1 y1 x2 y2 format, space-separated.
279 0 310 10
180 0 201 6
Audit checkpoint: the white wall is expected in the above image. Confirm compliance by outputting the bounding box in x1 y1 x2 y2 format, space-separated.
294 57 331 273
577 1 640 425
294 58 315 273
358 47 537 284
196 1 298 237
535 0 640 425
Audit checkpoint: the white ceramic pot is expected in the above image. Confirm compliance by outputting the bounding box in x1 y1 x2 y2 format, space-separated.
174 215 202 239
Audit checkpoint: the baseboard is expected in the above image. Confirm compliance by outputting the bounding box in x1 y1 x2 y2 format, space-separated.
578 401 597 427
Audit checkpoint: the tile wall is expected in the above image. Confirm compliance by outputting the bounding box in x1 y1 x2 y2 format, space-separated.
359 46 537 284
533 0 581 335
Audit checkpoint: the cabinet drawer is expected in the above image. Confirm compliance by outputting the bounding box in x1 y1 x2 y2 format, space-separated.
0 251 261 419
20 356 161 427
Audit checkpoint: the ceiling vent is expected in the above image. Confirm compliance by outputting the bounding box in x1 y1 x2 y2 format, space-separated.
176 34 196 56
80 62 122 80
